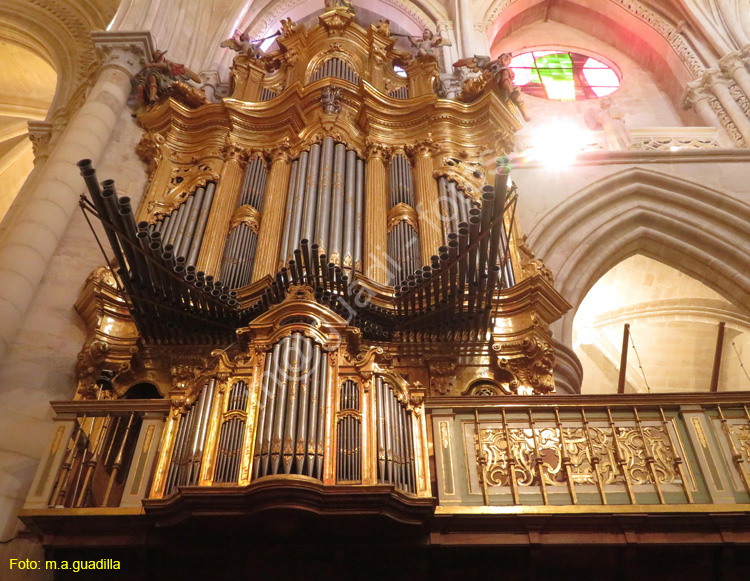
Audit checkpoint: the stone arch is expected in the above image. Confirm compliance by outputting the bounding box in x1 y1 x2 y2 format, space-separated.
482 0 701 110
526 168 750 347
0 2 113 124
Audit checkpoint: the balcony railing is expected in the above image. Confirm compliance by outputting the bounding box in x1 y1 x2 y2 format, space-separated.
428 393 750 512
23 400 170 511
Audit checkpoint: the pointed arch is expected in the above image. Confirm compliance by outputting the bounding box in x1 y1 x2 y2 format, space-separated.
526 168 750 344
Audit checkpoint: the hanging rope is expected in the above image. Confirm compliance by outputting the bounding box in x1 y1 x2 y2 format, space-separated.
628 331 651 393
731 340 750 386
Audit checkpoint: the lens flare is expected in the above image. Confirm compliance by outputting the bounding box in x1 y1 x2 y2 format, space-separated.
523 119 593 169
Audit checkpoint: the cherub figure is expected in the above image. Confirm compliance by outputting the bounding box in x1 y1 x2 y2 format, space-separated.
408 28 450 60
221 30 265 59
453 53 530 121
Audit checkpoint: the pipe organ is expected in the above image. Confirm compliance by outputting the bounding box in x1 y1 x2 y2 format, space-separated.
41 3 571 524
19 8 750 574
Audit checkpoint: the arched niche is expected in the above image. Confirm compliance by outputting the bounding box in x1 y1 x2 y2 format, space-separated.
0 41 56 221
573 254 750 394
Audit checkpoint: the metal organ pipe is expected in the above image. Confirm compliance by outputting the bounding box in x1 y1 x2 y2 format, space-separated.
279 140 363 271
253 332 329 480
219 158 268 289
214 380 249 483
149 182 217 269
164 380 215 495
336 379 361 483
311 57 360 84
375 377 415 494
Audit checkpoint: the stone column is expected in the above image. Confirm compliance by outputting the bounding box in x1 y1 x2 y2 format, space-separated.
709 72 750 144
436 20 459 68
195 143 246 277
0 32 153 362
720 53 750 103
683 83 734 145
473 22 491 57
252 144 292 281
363 142 390 284
455 0 474 60
409 140 442 267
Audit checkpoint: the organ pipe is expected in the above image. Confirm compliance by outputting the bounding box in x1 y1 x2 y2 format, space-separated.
148 183 217 269
336 380 361 483
214 380 249 483
280 140 364 270
164 380 216 495
219 157 267 288
310 57 360 84
253 332 329 480
375 377 415 494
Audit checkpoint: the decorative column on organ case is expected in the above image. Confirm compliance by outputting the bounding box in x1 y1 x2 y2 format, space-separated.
364 142 391 284
409 139 443 267
253 144 292 281
196 143 247 277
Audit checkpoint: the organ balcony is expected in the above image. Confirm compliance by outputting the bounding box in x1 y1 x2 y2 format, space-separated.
18 2 750 554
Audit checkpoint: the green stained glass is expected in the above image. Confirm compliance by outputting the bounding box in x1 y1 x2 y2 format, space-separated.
535 53 574 83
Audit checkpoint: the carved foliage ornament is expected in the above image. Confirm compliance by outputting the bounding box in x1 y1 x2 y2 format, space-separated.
493 337 555 394
426 357 457 395
148 162 221 219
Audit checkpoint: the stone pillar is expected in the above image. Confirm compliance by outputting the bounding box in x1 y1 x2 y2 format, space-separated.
0 32 153 363
252 144 292 281
409 140 442 267
455 0 474 60
195 143 246 277
552 339 583 394
473 22 491 57
683 83 734 145
720 53 750 103
363 142 390 284
709 72 750 144
436 20 459 69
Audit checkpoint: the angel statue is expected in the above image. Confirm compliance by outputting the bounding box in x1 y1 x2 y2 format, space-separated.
453 53 531 121
408 28 451 60
324 0 354 12
129 49 204 112
220 30 265 59
584 97 631 151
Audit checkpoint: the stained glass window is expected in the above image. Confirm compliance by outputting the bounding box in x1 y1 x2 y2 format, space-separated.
509 51 620 100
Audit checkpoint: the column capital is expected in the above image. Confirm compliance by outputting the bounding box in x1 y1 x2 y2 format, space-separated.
91 31 155 77
365 140 392 162
406 137 442 158
718 52 745 76
473 21 491 34
27 121 54 163
683 75 713 109
267 140 293 163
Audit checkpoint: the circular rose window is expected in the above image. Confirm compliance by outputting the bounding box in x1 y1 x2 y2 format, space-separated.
509 51 620 100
